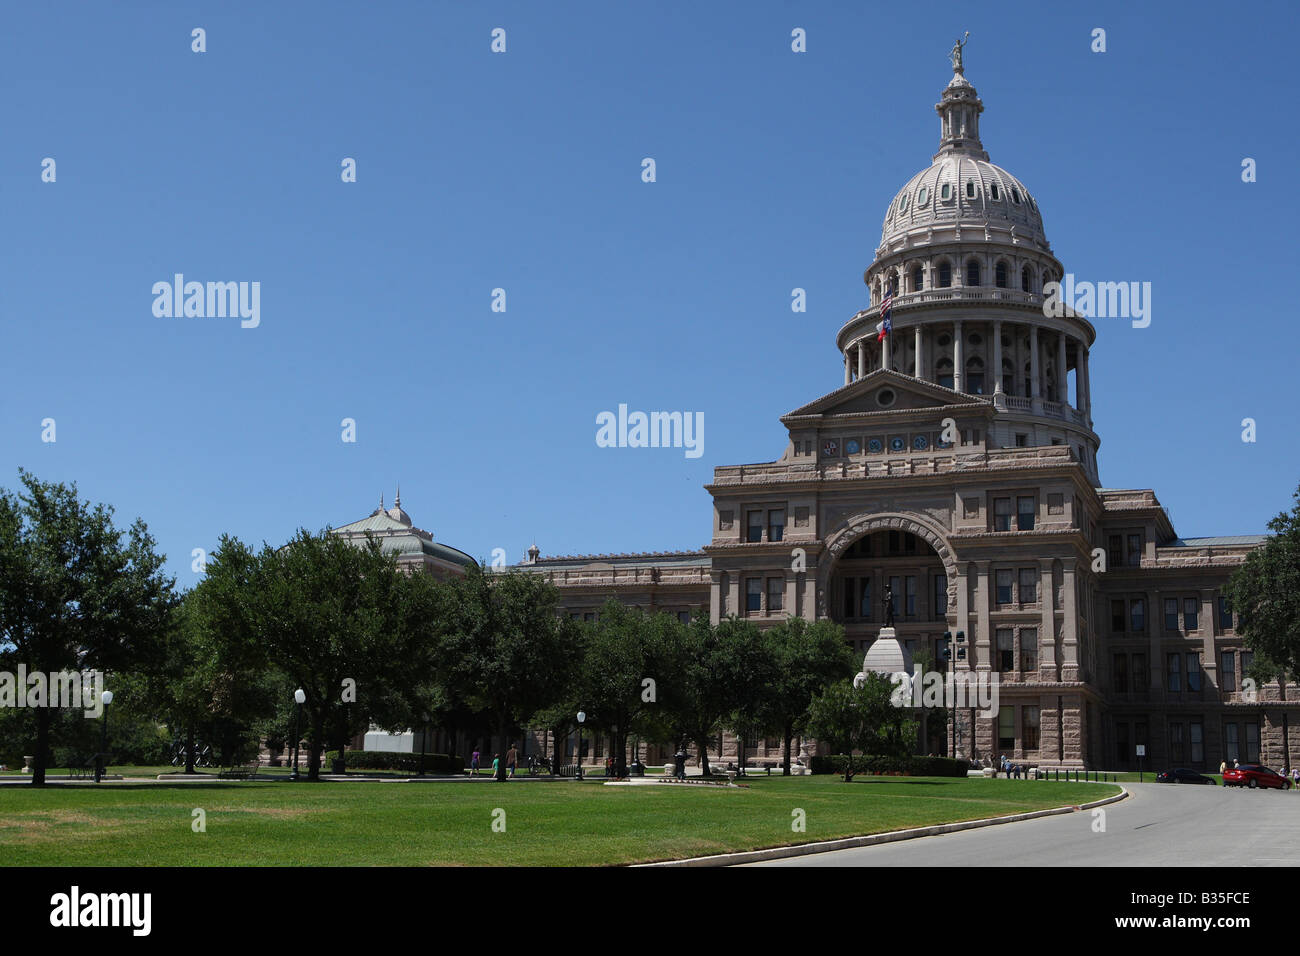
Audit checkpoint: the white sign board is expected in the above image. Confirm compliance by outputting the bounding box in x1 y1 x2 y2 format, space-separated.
1135 745 1146 756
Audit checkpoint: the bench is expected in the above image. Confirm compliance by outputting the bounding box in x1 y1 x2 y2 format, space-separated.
218 758 260 780
67 753 113 779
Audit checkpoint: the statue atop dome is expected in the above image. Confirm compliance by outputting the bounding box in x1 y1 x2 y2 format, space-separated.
949 32 969 74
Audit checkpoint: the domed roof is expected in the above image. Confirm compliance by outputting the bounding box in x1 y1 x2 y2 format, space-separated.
882 156 1045 246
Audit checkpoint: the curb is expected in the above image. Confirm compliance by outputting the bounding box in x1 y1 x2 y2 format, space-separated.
636 786 1129 867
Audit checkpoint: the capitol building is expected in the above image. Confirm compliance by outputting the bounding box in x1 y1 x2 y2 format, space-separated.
518 47 1291 772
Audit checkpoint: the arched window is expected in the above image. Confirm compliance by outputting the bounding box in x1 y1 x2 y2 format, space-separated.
938 261 952 288
966 356 985 395
965 180 976 199
911 266 924 293
966 259 981 287
1024 361 1033 398
941 183 952 201
995 262 1008 288
936 357 954 390
1021 266 1032 293
990 182 1000 201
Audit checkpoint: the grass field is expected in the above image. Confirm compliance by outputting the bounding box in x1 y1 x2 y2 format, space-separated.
0 775 1119 866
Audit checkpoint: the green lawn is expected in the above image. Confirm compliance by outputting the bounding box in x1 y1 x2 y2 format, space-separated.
0 775 1118 866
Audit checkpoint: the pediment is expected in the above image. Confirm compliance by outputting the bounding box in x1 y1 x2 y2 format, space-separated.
782 369 987 422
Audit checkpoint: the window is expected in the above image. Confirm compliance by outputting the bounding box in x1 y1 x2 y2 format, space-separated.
767 577 784 613
996 570 1013 606
768 509 785 543
997 629 1014 671
905 576 917 619
1023 705 1040 750
1170 723 1185 763
1111 600 1126 633
1186 653 1200 692
966 180 976 199
1246 722 1260 763
911 266 923 292
966 357 984 394
746 578 762 613
1221 651 1236 693
1224 723 1239 763
1108 535 1123 571
1164 598 1179 631
938 262 952 288
1011 186 1022 204
570 612 582 620
1241 651 1253 679
1190 722 1204 764
995 261 1008 287
1184 597 1199 632
918 186 929 205
990 182 1001 201
933 574 948 621
936 357 954 389
1015 433 1028 447
859 577 872 621
1021 266 1031 293
1126 533 1142 567
1019 568 1037 604
1130 598 1145 634
998 706 1015 750
843 578 857 620
1167 653 1181 692
1113 654 1129 693
1219 597 1234 630
677 610 691 624
1017 496 1035 531
1020 628 1038 672
889 576 901 618
747 511 763 543
941 182 951 200
1116 722 1129 765
584 612 597 622
994 497 1012 531
1133 654 1147 694
966 259 981 287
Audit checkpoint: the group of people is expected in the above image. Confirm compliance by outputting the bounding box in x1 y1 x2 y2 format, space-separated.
469 745 519 778
997 754 1028 778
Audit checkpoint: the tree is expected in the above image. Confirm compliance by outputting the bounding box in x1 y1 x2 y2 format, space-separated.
665 615 744 777
806 674 917 781
1225 483 1300 676
757 618 857 774
436 565 576 781
0 470 176 785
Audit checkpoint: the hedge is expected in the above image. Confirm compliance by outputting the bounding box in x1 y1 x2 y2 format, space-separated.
324 750 465 774
810 754 970 777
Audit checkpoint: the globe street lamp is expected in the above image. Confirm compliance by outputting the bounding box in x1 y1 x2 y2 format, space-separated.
95 691 113 784
575 711 586 781
291 689 306 781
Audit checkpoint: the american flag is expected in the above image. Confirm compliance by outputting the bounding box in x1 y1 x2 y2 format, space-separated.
876 286 893 342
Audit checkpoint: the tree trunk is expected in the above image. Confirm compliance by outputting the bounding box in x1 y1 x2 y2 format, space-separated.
694 735 711 776
614 730 627 778
184 726 196 775
307 713 324 781
844 750 854 783
782 721 793 776
32 707 50 786
551 725 563 774
495 714 508 781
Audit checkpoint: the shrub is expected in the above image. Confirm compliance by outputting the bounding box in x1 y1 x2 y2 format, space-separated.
810 754 969 777
323 750 465 774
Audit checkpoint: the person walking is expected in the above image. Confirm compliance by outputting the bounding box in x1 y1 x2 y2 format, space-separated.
506 744 518 779
471 749 481 776
491 753 500 777
1219 759 1226 777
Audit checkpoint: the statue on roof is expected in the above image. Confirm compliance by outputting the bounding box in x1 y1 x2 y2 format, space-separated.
950 32 969 74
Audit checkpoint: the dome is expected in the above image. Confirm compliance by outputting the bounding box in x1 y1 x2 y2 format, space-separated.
881 156 1046 247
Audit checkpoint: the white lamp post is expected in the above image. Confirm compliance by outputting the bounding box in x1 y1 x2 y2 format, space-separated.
291 689 306 780
576 711 586 780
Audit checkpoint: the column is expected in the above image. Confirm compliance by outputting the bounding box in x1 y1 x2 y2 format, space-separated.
1060 561 1077 682
1080 347 1092 419
1056 333 1067 405
857 341 865 380
953 320 964 392
844 351 851 386
1029 326 1041 410
975 561 991 673
992 321 1003 392
710 572 722 624
880 330 889 371
914 325 923 379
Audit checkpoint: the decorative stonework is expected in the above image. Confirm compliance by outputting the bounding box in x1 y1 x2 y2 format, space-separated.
816 511 958 618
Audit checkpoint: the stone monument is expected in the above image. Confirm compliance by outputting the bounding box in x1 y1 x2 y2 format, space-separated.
853 584 914 688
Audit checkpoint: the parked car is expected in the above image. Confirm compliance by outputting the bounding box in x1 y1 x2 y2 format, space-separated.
1222 764 1292 789
1156 768 1217 785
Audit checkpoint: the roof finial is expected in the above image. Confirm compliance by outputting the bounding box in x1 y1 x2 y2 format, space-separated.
395 484 401 509
380 491 385 510
949 31 969 74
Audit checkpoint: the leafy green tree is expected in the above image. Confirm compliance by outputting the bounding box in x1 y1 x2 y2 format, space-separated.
757 618 856 774
664 615 739 776
806 674 917 781
1226 484 1300 676
436 565 576 781
0 470 176 785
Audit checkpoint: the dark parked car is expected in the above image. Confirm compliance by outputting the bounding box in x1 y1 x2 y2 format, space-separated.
1156 768 1217 785
1223 764 1292 790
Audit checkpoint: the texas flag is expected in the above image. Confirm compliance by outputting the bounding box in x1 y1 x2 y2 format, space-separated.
876 285 894 342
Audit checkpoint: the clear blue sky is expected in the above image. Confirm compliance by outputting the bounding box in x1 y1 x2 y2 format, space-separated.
2 0 1296 586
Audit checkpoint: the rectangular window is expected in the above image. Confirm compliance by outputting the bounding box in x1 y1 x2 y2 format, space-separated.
998 706 1015 751
1130 598 1145 634
1126 533 1142 567
1170 723 1185 763
994 498 1012 532
746 578 762 613
1164 598 1179 632
767 577 784 613
1133 654 1147 694
1017 496 1035 531
933 574 947 621
768 509 785 543
996 570 1013 606
888 531 901 553
1224 723 1239 763
1184 597 1199 632
747 511 763 543
1190 721 1204 764
1219 596 1234 631
1020 628 1038 673
1108 535 1123 570
677 610 691 624
1019 568 1037 604
1113 654 1128 693
997 628 1014 672
859 577 872 621
905 576 917 619
1015 433 1028 447
1241 651 1254 680
1111 600 1126 633
1186 653 1201 693
1116 722 1129 766
843 577 856 620
890 576 901 618
1167 653 1181 693
1023 706 1041 751
1246 722 1260 763
1221 651 1236 693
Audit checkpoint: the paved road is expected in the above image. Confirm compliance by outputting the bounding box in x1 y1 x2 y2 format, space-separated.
748 782 1300 866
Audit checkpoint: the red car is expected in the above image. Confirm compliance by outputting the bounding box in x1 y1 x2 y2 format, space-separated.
1223 764 1293 789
